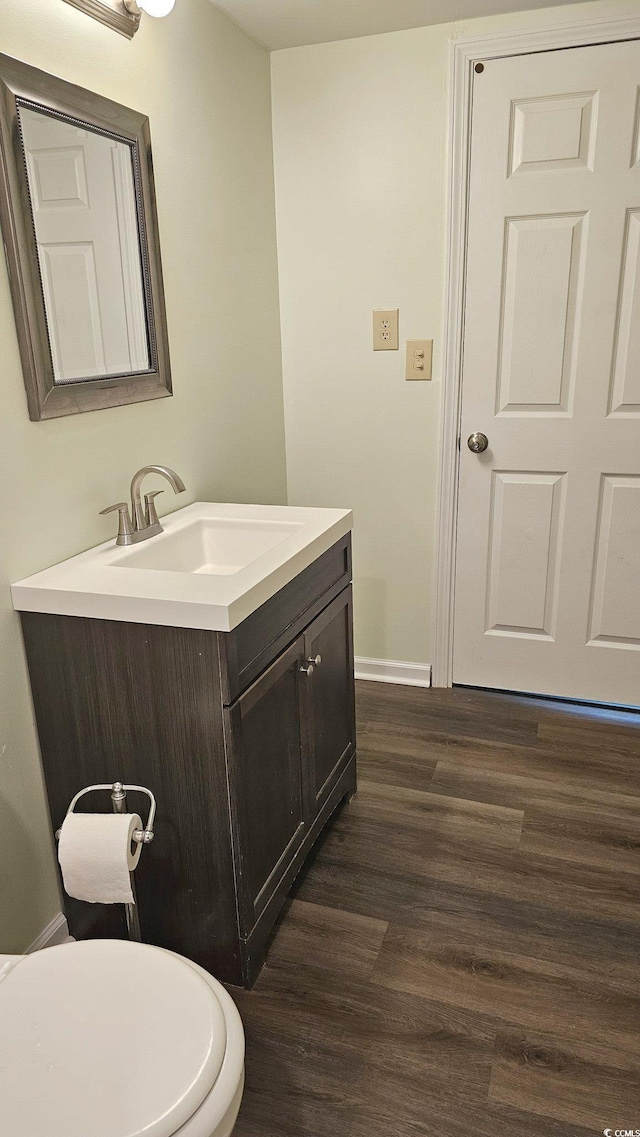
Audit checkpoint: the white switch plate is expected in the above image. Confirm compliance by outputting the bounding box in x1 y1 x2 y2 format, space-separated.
373 309 399 351
405 339 433 380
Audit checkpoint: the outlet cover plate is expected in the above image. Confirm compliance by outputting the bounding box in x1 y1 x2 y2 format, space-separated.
373 309 399 351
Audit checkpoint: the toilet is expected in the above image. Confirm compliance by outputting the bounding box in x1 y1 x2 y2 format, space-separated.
0 938 245 1137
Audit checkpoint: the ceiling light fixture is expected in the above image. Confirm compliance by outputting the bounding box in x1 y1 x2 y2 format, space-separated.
124 0 176 18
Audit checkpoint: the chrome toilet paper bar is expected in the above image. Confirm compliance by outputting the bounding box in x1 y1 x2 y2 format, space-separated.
55 782 156 944
55 782 156 843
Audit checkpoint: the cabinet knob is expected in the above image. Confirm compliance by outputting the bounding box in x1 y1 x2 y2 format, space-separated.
309 654 322 666
300 662 315 676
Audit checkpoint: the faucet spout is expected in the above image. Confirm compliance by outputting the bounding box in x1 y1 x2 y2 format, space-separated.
130 465 186 532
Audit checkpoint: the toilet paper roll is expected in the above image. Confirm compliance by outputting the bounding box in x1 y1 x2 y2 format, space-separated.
58 812 143 904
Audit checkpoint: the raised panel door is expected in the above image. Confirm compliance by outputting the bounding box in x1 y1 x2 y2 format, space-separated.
300 587 356 818
454 39 640 703
224 638 306 934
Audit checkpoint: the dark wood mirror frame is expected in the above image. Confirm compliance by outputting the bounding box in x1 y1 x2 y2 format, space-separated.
0 54 172 420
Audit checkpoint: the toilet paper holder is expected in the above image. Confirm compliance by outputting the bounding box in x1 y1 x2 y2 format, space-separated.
55 781 156 943
55 782 156 844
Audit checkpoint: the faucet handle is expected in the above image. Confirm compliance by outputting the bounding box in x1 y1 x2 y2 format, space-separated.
144 490 164 528
99 502 134 546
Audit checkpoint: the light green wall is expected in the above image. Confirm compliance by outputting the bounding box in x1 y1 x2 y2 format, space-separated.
271 0 638 666
0 0 286 951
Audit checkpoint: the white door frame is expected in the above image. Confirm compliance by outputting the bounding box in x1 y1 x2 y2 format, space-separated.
432 11 640 689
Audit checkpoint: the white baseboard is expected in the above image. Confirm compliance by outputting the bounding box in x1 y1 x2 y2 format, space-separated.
26 911 71 953
354 657 432 688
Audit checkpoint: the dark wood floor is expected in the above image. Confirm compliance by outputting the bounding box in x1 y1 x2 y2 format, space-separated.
229 681 640 1136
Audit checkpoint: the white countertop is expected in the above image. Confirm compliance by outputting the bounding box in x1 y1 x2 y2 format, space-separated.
11 502 353 632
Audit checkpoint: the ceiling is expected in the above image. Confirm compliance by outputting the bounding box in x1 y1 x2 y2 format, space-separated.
211 0 580 51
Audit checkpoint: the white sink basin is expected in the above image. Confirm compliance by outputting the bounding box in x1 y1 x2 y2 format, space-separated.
11 503 352 632
112 517 304 576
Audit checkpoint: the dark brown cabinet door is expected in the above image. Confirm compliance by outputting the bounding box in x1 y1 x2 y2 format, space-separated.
301 586 356 818
225 638 306 934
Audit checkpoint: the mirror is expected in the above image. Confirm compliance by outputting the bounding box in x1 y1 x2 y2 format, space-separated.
19 107 151 383
0 54 171 419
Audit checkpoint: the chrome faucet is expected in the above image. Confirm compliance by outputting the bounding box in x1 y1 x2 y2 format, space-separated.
100 465 186 546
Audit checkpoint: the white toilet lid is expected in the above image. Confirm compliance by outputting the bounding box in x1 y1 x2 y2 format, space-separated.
0 940 228 1137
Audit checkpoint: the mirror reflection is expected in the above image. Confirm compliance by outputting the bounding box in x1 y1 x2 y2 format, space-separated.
18 105 150 384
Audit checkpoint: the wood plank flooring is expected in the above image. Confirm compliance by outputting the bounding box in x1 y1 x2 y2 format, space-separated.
229 682 640 1136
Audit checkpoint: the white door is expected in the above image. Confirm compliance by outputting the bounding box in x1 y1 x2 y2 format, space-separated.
453 39 640 705
19 109 149 382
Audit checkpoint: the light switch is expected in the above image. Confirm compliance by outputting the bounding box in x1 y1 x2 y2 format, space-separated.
373 309 399 351
406 339 433 381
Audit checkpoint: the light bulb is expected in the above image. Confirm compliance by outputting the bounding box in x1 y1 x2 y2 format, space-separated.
129 0 176 16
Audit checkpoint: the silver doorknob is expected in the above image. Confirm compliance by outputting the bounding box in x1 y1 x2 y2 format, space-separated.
299 654 321 676
467 432 489 453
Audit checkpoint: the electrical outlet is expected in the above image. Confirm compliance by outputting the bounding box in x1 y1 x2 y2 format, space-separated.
373 309 399 351
405 339 433 381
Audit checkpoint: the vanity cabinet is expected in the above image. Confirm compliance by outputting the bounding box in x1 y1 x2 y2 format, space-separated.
226 586 354 938
20 535 356 987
